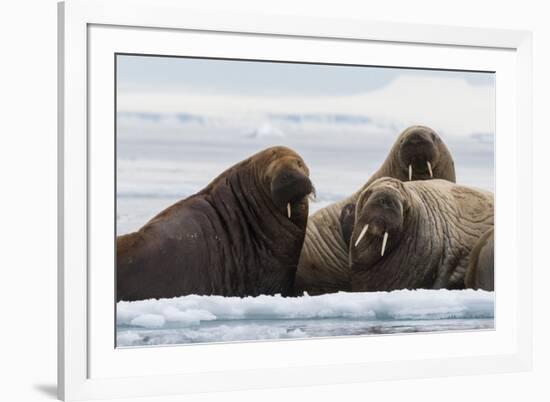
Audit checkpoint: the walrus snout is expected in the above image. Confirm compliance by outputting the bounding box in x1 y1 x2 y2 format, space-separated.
352 187 405 258
359 210 401 237
398 126 440 180
261 148 313 218
270 169 313 212
369 217 389 236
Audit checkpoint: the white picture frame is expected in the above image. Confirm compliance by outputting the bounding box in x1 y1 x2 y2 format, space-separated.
58 0 533 400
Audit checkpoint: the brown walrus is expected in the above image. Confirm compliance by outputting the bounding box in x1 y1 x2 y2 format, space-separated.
345 178 493 291
294 125 456 295
465 228 494 291
117 146 314 301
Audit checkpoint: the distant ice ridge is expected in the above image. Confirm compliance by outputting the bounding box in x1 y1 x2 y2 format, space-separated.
117 110 395 140
117 75 495 138
246 122 286 138
117 289 494 330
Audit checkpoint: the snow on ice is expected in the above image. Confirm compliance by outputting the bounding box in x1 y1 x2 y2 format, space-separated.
116 290 494 346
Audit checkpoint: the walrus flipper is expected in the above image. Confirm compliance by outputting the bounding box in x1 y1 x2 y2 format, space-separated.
339 203 356 250
116 231 148 302
465 228 494 291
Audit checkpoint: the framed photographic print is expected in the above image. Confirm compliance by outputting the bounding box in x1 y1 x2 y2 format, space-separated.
58 0 533 400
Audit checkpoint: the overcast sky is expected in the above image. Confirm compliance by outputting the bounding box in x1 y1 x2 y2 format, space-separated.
117 54 494 96
116 54 495 141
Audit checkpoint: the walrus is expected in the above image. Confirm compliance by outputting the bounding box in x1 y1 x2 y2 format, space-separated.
345 178 493 291
117 146 314 301
465 228 494 291
294 125 456 295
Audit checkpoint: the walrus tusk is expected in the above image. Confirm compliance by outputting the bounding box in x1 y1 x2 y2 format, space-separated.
408 165 412 181
287 203 292 219
354 224 369 247
381 232 389 256
427 161 433 178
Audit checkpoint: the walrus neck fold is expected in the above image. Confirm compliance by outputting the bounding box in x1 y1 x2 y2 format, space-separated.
349 209 410 272
207 166 307 296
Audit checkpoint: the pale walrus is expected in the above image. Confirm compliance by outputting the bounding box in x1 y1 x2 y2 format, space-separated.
294 125 456 295
346 178 494 291
465 228 494 291
117 146 314 301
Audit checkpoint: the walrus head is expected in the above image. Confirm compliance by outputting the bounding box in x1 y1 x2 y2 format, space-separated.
397 125 445 181
348 178 409 270
261 146 314 221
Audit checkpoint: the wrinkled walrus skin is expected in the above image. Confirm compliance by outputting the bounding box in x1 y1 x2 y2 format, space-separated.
348 178 494 291
117 146 314 301
294 126 456 295
465 228 494 291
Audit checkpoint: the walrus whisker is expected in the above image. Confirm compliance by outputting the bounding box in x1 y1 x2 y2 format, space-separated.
354 224 369 247
287 203 292 219
381 232 389 256
408 165 412 181
427 161 433 178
